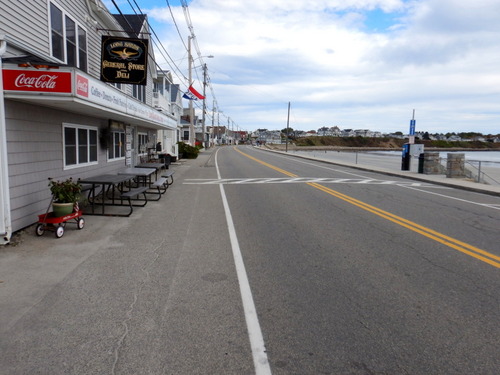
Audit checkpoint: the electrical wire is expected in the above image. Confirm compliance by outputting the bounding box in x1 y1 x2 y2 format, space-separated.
110 0 227 126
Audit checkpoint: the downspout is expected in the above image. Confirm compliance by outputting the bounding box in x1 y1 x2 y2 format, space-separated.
0 36 12 244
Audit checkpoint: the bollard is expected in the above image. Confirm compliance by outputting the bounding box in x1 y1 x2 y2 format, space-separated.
446 153 465 178
422 152 441 174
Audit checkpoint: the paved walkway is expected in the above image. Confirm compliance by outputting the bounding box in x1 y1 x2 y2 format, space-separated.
264 148 500 197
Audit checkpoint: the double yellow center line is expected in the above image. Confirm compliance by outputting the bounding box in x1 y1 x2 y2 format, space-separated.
236 148 500 268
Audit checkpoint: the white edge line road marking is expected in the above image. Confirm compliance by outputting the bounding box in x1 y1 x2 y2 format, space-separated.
402 185 500 210
215 148 272 375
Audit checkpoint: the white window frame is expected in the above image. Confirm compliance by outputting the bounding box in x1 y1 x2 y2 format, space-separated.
110 82 124 92
108 130 126 161
133 84 146 103
49 1 88 72
63 123 98 170
137 132 149 155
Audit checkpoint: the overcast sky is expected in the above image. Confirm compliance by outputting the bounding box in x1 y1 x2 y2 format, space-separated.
108 0 500 135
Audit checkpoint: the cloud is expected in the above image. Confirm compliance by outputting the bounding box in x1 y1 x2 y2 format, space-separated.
144 0 500 134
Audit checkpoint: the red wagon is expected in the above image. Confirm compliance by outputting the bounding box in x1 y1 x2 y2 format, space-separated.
35 210 85 238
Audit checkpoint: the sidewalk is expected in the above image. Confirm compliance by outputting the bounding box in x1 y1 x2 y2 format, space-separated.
265 148 500 197
0 153 211 333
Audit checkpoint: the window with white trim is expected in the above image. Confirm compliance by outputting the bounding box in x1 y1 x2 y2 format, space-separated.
138 132 149 155
63 124 98 168
50 2 88 72
110 82 123 91
108 130 126 160
133 84 146 103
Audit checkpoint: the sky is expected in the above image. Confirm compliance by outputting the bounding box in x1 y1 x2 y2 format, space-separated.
105 0 500 135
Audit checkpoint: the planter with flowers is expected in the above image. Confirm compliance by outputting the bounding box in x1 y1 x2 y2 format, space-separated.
48 177 82 217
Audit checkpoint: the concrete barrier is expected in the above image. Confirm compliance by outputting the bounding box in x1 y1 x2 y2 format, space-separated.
422 152 442 175
446 153 465 178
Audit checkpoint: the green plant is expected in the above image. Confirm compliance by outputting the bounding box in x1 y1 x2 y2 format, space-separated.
177 141 199 159
48 177 82 203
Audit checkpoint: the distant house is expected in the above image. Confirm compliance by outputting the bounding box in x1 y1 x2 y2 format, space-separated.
342 129 355 137
252 129 281 144
317 127 330 136
354 129 372 137
331 126 341 136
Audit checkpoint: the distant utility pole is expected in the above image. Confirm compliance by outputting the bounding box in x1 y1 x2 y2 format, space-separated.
188 36 194 146
286 101 290 152
211 99 215 147
202 63 207 148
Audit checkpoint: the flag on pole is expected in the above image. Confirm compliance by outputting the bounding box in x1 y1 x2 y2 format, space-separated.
182 92 197 100
189 85 205 99
183 85 205 100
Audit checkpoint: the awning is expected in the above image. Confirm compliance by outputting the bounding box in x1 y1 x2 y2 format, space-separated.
2 66 177 130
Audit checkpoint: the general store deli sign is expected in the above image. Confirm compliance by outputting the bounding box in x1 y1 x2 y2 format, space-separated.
2 69 72 93
100 36 148 85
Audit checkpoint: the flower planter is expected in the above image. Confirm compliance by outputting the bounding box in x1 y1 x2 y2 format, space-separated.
52 202 74 217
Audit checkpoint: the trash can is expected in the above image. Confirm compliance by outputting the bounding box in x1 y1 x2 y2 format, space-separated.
418 153 425 174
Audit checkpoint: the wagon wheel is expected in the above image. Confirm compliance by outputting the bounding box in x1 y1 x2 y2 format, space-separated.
55 225 65 238
35 224 45 236
77 217 85 229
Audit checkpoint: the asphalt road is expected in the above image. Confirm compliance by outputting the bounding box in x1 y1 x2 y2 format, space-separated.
1 145 499 374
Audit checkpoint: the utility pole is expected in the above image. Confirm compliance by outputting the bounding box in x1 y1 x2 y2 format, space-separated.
188 36 194 146
211 99 215 147
286 101 290 152
202 63 207 149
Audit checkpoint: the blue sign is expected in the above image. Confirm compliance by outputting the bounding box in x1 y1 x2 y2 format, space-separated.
402 143 410 156
409 119 416 135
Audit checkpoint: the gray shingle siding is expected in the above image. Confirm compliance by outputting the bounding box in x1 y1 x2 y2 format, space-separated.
0 1 49 54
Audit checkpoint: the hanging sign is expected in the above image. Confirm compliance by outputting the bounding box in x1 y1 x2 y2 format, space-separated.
100 36 149 85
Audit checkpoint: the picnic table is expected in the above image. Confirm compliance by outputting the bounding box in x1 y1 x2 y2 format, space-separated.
79 174 134 216
135 162 165 178
118 167 156 187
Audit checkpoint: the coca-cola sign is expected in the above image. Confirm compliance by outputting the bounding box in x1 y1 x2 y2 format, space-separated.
2 69 72 93
76 74 89 97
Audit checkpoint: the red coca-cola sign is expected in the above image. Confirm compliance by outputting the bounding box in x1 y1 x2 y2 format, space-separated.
76 74 89 97
2 69 72 93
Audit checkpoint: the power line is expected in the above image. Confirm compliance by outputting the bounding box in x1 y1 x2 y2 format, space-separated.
166 0 188 52
110 0 225 126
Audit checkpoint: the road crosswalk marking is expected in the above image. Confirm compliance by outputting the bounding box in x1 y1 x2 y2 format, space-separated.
184 177 442 187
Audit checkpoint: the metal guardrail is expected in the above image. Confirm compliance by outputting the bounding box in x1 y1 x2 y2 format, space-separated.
465 160 500 185
437 157 500 185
